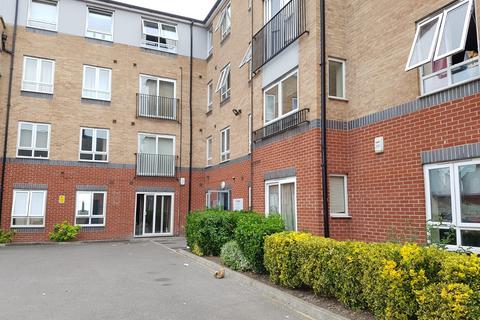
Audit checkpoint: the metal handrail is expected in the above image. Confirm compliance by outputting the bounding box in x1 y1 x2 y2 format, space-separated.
136 93 179 121
135 153 176 177
253 108 309 142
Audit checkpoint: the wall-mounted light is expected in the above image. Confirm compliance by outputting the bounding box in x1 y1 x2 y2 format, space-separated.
232 108 242 116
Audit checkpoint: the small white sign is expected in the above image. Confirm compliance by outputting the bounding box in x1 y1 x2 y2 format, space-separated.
374 136 384 154
233 198 244 211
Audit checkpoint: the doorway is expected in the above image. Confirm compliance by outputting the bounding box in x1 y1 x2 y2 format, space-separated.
135 192 174 236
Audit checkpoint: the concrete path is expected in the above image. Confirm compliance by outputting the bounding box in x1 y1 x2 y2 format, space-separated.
0 239 310 320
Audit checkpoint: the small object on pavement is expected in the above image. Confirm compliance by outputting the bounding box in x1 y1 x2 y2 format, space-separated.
214 268 225 279
184 263 189 267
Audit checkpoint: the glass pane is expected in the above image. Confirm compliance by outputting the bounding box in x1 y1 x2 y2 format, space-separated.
76 192 91 216
80 153 93 160
436 2 470 58
76 217 89 225
12 217 28 226
29 217 44 225
18 150 33 157
30 0 57 24
265 85 279 122
268 184 279 213
29 192 44 217
88 10 112 34
429 167 452 223
19 123 33 148
282 73 298 113
430 227 457 245
92 193 104 216
155 196 163 234
40 60 53 84
13 192 29 217
98 69 110 91
140 135 156 154
35 124 49 148
81 129 93 152
225 129 230 151
144 21 160 35
24 58 38 82
162 196 172 233
144 195 154 234
157 138 173 155
330 176 346 214
461 230 480 247
33 150 48 158
135 194 144 236
408 16 441 67
94 154 108 161
459 164 480 223
452 58 480 84
423 71 449 93
159 80 174 98
84 67 96 90
95 130 108 152
281 183 295 230
329 61 344 97
91 218 104 225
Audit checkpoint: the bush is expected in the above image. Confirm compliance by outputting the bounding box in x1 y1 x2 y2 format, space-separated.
185 210 247 256
264 232 480 320
0 229 15 244
220 240 253 271
234 213 285 273
49 221 80 242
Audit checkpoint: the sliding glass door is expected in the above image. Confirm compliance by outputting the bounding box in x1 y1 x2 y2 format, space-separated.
135 192 174 236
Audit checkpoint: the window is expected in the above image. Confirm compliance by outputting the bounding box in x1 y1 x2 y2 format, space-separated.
216 64 231 102
11 190 46 227
207 28 213 56
330 175 348 217
86 7 114 41
206 190 230 210
206 136 213 166
265 177 296 230
264 70 298 124
139 75 176 119
220 127 230 162
17 122 50 159
82 65 111 101
214 3 231 40
406 0 479 95
248 113 252 154
75 191 106 226
22 56 55 94
137 133 175 176
239 43 252 68
141 19 178 53
328 58 346 99
27 0 58 31
79 128 109 162
424 159 480 250
264 0 288 23
207 81 213 111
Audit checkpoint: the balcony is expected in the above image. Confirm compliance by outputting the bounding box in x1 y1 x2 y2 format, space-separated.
136 153 176 177
253 108 309 142
137 93 179 121
252 0 307 73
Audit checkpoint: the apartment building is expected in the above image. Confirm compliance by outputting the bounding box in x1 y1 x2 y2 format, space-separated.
1 0 480 250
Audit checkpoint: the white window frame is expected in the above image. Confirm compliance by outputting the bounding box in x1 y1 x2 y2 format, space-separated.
248 113 252 154
206 190 231 210
27 0 59 32
75 191 106 227
424 158 480 252
11 190 47 227
264 0 289 23
239 43 252 68
82 65 112 101
328 58 346 100
138 133 176 155
85 7 114 42
265 176 297 231
206 136 213 167
263 70 299 125
330 174 349 217
220 127 230 162
16 122 51 159
216 64 231 102
21 56 55 94
215 3 231 40
141 19 178 54
207 28 213 57
207 81 213 111
79 127 109 162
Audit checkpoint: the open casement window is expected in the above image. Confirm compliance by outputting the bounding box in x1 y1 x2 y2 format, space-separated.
22 56 55 94
239 43 252 68
207 81 213 111
214 3 231 40
206 190 231 210
79 128 109 162
11 190 47 227
82 65 111 101
406 0 474 71
220 127 230 162
27 0 58 31
216 64 231 102
424 159 480 251
17 122 50 159
330 175 349 217
265 177 296 231
141 19 178 53
75 191 106 226
86 7 114 41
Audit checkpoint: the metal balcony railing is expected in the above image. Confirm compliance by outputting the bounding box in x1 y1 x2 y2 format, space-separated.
253 108 309 142
252 0 307 73
137 93 179 121
136 153 176 177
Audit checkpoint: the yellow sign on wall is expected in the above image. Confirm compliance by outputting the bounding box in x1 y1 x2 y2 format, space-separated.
58 195 65 204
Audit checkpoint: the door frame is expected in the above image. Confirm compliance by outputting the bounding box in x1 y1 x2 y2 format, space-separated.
133 191 175 237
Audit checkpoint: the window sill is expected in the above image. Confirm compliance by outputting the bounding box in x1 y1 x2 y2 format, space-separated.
11 226 45 231
140 45 177 56
85 36 114 46
78 160 109 164
16 156 50 160
328 96 348 102
220 32 231 45
21 90 53 99
220 96 231 106
220 159 230 164
26 26 58 35
330 214 351 219
206 52 213 61
206 108 213 116
81 98 111 106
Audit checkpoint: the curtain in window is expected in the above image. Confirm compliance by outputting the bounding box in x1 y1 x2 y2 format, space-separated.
282 73 298 113
459 164 480 224
30 0 57 24
281 183 295 230
140 135 156 154
19 124 33 147
88 11 111 34
35 125 49 149
429 167 452 223
330 176 346 214
13 192 28 216
268 185 279 213
157 138 173 155
98 69 110 99
29 192 44 216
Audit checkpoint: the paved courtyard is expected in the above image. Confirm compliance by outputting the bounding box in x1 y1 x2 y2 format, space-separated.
0 239 309 320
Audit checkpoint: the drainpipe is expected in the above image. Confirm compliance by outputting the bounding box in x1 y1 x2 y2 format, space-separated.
187 21 194 214
0 0 19 226
249 0 254 211
320 0 330 237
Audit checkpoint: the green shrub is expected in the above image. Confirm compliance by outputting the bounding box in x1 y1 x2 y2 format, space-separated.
235 213 285 273
49 221 80 242
185 210 247 256
220 240 253 271
263 232 480 320
0 229 15 244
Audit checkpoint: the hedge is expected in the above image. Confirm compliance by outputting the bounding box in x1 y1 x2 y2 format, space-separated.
264 232 480 320
220 240 253 271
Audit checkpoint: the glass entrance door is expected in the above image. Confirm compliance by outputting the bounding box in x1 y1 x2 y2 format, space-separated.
135 193 174 236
